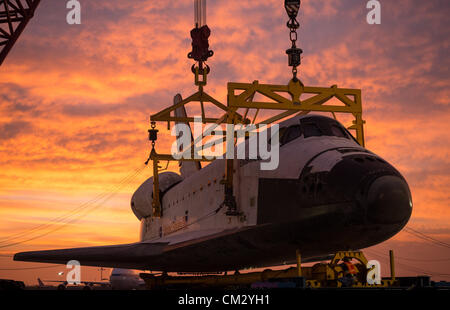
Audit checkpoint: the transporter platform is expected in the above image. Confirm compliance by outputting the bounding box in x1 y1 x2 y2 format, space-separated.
139 250 449 290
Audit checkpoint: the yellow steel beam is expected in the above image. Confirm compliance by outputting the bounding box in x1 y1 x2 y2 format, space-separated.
389 249 395 280
230 102 359 112
152 156 161 217
150 151 214 162
296 249 302 277
228 82 362 112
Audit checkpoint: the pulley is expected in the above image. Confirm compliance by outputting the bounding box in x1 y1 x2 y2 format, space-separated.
145 122 158 166
286 46 302 68
285 0 300 19
148 122 158 145
187 25 214 62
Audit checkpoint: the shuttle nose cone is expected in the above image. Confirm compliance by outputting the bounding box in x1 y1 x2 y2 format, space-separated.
366 175 412 224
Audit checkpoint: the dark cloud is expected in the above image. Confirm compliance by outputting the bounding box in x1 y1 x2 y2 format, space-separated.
0 83 40 115
0 121 32 140
27 156 92 166
58 89 175 118
60 102 120 117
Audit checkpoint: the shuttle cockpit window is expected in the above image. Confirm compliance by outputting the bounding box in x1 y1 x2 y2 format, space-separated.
300 116 353 140
330 124 348 138
302 122 323 138
275 116 357 146
280 125 302 145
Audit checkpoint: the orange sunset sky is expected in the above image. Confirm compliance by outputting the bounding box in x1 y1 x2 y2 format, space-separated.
0 0 449 285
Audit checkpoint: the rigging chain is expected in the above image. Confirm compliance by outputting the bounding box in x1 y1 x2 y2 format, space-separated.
285 0 303 81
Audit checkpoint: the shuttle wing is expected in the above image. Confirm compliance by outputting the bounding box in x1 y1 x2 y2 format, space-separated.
14 242 168 270
13 228 249 271
14 226 335 271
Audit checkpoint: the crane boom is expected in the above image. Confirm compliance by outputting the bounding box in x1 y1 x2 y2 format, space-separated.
0 0 41 66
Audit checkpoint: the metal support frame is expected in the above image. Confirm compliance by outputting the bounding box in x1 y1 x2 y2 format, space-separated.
0 0 41 66
227 79 365 146
152 151 161 218
389 249 395 280
150 89 245 126
296 249 302 277
148 78 365 217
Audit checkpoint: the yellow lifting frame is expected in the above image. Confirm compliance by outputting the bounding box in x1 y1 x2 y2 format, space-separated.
148 78 366 218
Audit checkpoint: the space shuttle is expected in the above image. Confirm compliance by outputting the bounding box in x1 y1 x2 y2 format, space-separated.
14 94 412 272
